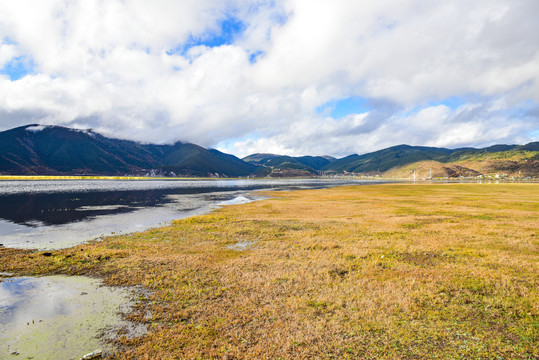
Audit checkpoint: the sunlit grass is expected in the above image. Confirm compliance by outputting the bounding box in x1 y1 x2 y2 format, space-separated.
452 149 538 162
1 183 538 359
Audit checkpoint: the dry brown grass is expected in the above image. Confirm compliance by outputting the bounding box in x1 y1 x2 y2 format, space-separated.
1 183 538 359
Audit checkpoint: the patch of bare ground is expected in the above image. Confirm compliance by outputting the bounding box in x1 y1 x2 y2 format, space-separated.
1 183 538 359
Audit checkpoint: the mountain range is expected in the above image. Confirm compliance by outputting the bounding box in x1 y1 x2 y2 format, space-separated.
0 124 255 177
0 124 537 178
242 143 538 178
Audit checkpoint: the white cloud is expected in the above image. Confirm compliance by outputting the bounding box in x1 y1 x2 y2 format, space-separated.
222 99 538 158
0 0 537 157
25 125 48 132
0 41 17 68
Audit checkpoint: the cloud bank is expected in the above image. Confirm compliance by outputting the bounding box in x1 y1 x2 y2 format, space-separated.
0 0 538 157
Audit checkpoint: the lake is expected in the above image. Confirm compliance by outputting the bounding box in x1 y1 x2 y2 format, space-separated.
0 178 380 250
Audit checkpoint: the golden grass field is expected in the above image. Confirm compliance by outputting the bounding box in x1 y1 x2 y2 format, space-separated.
1 183 537 359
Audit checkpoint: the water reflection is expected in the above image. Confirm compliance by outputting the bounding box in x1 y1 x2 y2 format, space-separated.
0 276 141 359
0 179 379 249
0 179 359 226
0 277 79 325
0 190 166 226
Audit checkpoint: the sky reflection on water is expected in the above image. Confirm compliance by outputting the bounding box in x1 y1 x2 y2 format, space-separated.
0 276 139 359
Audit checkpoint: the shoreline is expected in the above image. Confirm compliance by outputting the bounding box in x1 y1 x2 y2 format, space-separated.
1 174 537 184
0 178 367 250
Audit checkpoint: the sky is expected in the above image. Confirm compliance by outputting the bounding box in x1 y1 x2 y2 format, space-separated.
0 0 538 158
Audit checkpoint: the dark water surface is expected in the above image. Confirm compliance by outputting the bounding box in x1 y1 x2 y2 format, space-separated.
0 179 379 250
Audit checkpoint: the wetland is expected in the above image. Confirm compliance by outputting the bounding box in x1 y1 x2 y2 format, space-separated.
1 182 537 358
0 178 375 358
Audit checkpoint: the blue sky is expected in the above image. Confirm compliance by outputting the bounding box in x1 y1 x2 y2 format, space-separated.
0 55 36 80
0 1 537 157
167 15 246 57
317 97 371 119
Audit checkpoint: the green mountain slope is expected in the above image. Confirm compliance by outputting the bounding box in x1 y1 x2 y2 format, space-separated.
0 125 256 176
242 153 281 165
159 145 258 177
324 142 539 177
446 143 539 162
243 154 334 175
322 145 454 173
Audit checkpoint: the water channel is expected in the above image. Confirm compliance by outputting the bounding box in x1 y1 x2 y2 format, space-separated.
0 178 377 250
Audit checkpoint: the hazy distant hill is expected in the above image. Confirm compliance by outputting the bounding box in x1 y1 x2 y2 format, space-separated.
243 153 335 176
242 153 281 164
0 124 256 177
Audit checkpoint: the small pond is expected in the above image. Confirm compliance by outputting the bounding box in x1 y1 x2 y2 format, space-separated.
0 275 145 359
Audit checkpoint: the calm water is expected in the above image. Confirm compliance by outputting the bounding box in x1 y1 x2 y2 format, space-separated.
0 179 376 250
0 275 144 359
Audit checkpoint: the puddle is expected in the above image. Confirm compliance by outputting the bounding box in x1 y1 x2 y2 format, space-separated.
0 276 145 359
216 195 254 206
227 240 254 251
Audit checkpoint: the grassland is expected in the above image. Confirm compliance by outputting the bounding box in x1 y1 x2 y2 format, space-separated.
1 184 538 359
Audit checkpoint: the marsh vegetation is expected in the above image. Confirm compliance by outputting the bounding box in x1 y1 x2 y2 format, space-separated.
1 184 537 358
